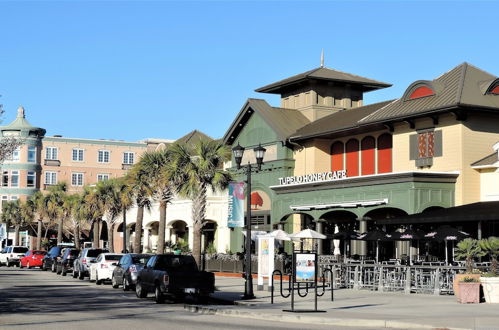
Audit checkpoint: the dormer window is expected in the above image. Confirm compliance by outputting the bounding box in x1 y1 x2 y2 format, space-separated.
409 86 435 99
403 81 436 101
488 84 499 95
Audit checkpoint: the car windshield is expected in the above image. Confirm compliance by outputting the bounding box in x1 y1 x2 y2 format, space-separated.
87 249 108 257
104 255 122 261
13 247 28 253
155 256 198 272
132 255 152 265
33 251 47 255
69 249 79 256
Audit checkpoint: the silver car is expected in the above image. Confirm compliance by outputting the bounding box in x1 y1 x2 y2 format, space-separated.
72 248 109 279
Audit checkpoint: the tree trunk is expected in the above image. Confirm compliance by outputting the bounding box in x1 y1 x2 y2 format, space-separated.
191 186 207 268
108 223 114 253
14 224 20 246
158 201 167 254
37 220 43 250
133 205 144 253
74 223 81 250
122 209 127 253
57 218 63 244
93 220 100 248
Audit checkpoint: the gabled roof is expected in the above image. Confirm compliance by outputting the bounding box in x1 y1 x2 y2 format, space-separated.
290 100 395 141
223 98 310 145
255 67 392 94
360 63 499 124
176 130 214 146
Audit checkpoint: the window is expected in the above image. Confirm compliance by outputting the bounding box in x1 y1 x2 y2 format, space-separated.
345 139 359 177
418 131 435 158
2 171 8 187
11 171 19 187
97 174 110 182
361 137 375 176
377 134 393 174
12 147 21 162
1 196 8 207
10 195 18 201
72 148 84 162
409 130 442 167
46 147 58 160
71 173 84 186
98 150 110 163
45 171 57 185
27 171 36 188
123 152 134 165
409 86 434 99
28 146 36 163
331 141 344 171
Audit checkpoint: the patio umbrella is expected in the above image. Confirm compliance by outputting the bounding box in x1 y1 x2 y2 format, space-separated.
390 229 426 265
242 230 268 241
359 230 393 263
289 229 326 252
267 229 300 242
424 226 470 264
329 230 359 258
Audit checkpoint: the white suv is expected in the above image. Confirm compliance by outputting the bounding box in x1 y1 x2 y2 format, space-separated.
0 246 29 267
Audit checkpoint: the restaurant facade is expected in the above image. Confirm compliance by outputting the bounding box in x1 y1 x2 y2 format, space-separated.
224 62 499 259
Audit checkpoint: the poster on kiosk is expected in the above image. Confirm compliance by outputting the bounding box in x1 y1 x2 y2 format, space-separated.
295 253 316 283
257 235 274 291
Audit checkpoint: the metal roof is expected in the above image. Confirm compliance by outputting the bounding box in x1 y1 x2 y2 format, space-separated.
471 152 498 167
223 98 310 145
255 67 392 94
360 63 499 124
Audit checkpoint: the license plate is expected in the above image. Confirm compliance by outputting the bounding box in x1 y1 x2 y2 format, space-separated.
184 288 196 294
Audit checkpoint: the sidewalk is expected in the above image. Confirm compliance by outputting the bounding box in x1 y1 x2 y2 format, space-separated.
184 275 499 330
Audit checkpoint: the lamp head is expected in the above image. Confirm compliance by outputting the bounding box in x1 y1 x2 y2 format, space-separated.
232 143 245 169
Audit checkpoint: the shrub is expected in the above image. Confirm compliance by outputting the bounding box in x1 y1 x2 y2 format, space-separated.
455 238 485 274
479 237 499 275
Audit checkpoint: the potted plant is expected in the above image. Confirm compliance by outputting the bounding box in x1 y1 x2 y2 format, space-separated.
453 238 485 297
457 276 481 303
479 236 499 303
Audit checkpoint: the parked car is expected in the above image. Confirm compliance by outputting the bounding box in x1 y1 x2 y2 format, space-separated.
73 248 109 280
56 248 80 276
42 246 64 272
89 253 123 285
0 246 29 267
19 250 47 269
135 254 215 303
111 254 152 290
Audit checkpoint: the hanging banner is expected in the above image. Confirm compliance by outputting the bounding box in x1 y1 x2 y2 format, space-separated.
294 253 316 283
257 235 275 290
227 181 245 228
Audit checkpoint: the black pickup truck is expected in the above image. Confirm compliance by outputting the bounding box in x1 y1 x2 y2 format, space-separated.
135 254 215 303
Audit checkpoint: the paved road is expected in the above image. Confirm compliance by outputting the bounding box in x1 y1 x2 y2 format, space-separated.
0 267 375 330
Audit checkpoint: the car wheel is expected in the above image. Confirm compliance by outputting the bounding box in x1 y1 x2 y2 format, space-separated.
72 269 78 278
95 273 102 285
56 265 62 275
27 262 31 269
123 277 130 291
62 267 67 276
155 285 165 304
51 263 56 273
6 259 11 267
136 280 147 298
112 276 119 289
19 262 23 269
78 270 85 280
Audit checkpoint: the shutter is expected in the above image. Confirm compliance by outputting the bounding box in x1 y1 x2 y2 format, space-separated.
433 130 443 157
409 134 418 160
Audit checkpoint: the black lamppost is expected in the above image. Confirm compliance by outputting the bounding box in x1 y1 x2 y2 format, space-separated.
232 143 266 300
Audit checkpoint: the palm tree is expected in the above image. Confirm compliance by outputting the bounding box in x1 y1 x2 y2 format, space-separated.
127 164 152 253
1 201 21 245
45 183 68 245
82 185 107 248
138 149 175 253
19 199 36 244
70 193 87 250
169 140 232 266
99 179 125 253
30 191 46 250
116 177 134 253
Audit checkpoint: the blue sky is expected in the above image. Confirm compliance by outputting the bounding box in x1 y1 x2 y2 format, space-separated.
1 1 498 141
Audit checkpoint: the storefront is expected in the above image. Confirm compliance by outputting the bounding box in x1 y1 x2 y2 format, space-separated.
224 62 499 259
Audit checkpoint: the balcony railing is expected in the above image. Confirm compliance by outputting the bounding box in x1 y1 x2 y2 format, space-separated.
122 163 133 170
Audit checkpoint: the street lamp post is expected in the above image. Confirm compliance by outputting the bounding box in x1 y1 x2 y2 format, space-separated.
232 143 266 300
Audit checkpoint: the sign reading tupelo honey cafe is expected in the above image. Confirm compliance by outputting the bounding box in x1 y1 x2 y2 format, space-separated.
278 170 347 186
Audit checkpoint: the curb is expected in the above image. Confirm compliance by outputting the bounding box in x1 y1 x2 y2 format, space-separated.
184 304 471 330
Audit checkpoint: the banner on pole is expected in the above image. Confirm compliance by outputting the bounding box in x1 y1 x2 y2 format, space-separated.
227 181 245 228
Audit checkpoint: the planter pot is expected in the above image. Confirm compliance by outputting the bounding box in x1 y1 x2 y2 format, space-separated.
453 274 481 297
457 282 481 304
480 277 499 303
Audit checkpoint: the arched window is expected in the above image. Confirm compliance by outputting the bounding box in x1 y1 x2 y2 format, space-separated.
361 136 375 176
345 139 359 177
489 85 499 95
331 141 344 171
409 86 434 99
377 134 392 174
